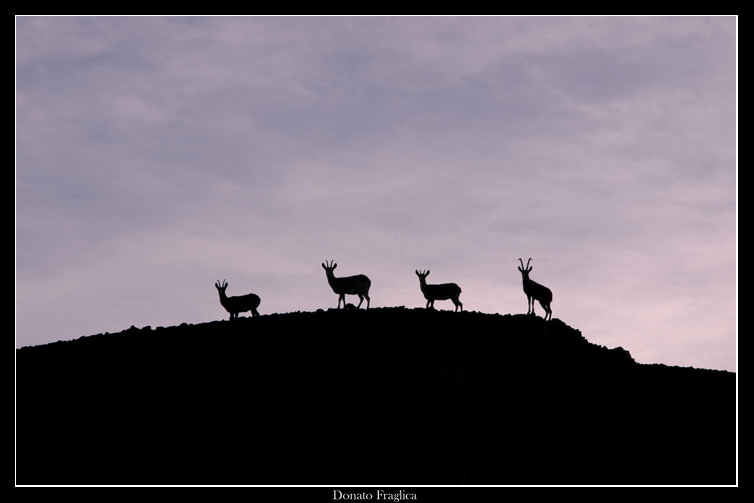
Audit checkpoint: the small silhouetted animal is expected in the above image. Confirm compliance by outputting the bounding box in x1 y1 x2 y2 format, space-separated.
517 258 552 320
322 260 371 309
215 279 261 320
415 270 463 312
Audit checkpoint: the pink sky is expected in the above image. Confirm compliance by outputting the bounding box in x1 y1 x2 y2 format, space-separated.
16 16 737 371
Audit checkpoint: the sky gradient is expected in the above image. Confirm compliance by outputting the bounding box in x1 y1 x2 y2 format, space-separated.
16 16 737 372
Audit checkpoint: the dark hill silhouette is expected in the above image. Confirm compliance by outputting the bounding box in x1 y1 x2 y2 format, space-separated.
16 308 736 485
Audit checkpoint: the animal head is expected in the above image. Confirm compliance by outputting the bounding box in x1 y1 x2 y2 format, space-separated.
518 258 532 277
416 270 430 280
215 279 228 294
322 260 337 275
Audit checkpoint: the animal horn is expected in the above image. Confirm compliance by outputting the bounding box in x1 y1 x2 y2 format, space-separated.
526 258 532 270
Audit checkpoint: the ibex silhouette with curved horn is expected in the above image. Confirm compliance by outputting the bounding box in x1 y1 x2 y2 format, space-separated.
415 270 463 312
517 258 552 320
215 279 261 320
322 260 371 309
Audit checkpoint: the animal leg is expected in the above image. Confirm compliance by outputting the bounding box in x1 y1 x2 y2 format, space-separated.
542 302 552 321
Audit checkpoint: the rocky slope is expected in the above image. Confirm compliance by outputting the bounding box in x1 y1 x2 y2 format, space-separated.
16 308 736 485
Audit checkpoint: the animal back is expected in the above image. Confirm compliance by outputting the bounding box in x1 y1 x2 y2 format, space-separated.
525 280 552 302
423 283 461 300
330 274 370 295
223 293 260 313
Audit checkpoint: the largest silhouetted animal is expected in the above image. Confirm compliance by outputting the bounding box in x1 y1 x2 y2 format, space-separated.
322 260 371 309
517 258 552 320
215 279 261 320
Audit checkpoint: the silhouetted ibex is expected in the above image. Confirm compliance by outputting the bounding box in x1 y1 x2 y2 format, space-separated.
415 270 463 312
322 260 371 309
517 258 552 320
215 279 261 320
